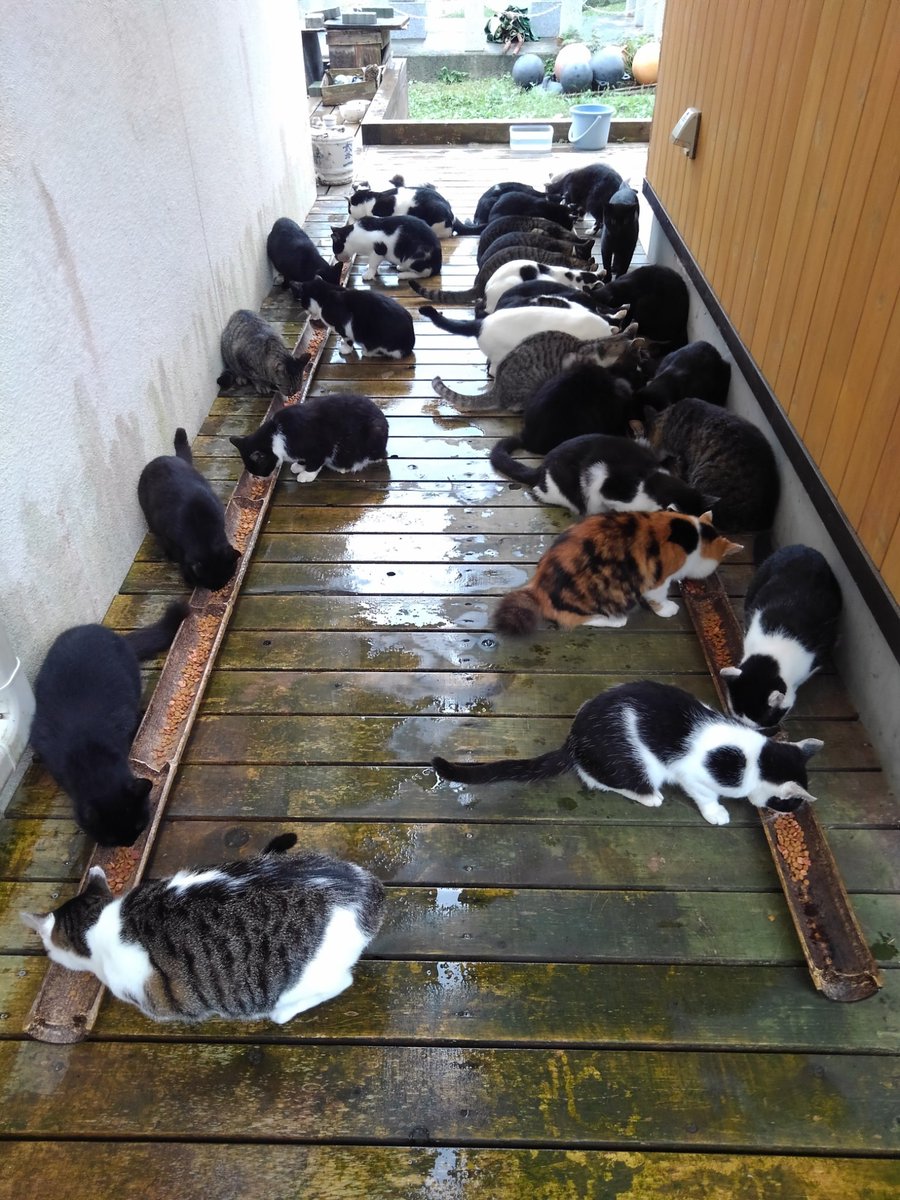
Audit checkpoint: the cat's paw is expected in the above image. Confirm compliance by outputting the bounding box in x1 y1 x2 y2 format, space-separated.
652 600 680 618
338 340 355 356
636 792 664 807
701 803 731 826
292 468 320 483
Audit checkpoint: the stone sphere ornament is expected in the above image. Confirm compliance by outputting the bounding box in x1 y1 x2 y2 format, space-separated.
559 61 594 94
554 41 591 81
511 53 545 90
631 41 660 85
590 45 625 87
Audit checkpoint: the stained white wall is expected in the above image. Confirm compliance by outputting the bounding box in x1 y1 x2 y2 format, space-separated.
0 0 314 688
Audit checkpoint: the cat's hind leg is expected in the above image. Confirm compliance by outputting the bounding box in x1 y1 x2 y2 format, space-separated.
269 969 355 1024
582 613 629 628
362 256 383 282
575 765 664 807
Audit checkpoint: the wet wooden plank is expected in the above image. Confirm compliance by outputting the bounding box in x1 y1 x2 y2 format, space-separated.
0 1041 895 1154
1 1144 897 1200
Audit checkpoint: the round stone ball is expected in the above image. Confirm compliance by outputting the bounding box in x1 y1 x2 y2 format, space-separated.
590 45 625 86
554 41 591 81
542 76 564 95
631 41 660 85
559 61 594 94
511 53 545 90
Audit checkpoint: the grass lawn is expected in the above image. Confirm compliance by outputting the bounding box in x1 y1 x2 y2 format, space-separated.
408 77 655 121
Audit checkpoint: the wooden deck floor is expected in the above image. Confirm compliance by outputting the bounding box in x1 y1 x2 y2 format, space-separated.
1 145 898 1198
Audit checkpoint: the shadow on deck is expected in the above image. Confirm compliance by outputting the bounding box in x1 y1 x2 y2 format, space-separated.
0 145 897 1198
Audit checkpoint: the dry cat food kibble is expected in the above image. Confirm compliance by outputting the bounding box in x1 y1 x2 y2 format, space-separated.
99 843 142 894
232 503 259 552
774 813 811 883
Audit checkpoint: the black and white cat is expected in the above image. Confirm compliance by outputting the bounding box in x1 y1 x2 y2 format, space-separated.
638 340 732 410
293 276 415 358
267 217 342 287
592 266 690 347
230 393 389 482
21 833 385 1023
411 248 596 307
490 433 716 516
217 309 310 396
599 183 640 278
479 260 601 314
432 680 822 825
419 302 617 373
490 279 602 313
29 603 187 846
518 362 638 452
138 429 241 591
721 545 843 728
331 215 442 281
348 175 481 237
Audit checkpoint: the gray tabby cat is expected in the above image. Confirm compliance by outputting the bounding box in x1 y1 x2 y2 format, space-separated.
20 833 385 1024
217 309 309 396
410 245 595 306
477 216 596 259
432 325 640 412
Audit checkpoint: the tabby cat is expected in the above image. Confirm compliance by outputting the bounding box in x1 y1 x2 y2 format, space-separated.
29 603 187 846
493 509 741 634
20 833 385 1022
722 544 842 728
475 230 594 267
217 309 309 396
431 325 639 412
331 215 442 281
230 393 389 482
477 216 594 260
490 433 716 516
432 680 822 825
643 397 780 532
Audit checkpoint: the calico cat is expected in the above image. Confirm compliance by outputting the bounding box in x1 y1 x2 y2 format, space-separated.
486 191 575 229
493 509 740 634
29 602 187 846
479 261 601 314
138 429 240 591
230 393 389 482
599 183 640 277
547 163 623 216
419 303 617 373
267 217 342 287
331 215 442 281
592 266 689 346
477 216 594 260
474 182 550 224
490 433 716 516
20 833 385 1022
293 276 415 358
348 175 481 237
637 341 731 410
432 680 822 825
643 397 780 532
721 544 843 728
411 247 596 306
475 230 594 267
217 309 310 396
431 325 639 412
518 362 638 452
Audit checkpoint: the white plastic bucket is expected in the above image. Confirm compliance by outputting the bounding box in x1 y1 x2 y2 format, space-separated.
312 125 354 185
568 103 614 151
509 123 553 155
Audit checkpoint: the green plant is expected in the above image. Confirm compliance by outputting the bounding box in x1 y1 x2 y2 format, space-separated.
438 67 469 84
621 32 656 75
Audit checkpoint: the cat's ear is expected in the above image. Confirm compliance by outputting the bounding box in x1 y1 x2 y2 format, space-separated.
84 865 113 898
20 910 52 936
229 435 247 452
722 540 744 557
774 781 817 804
792 738 824 761
720 666 742 679
130 777 153 800
702 495 721 509
699 510 714 523
767 689 787 709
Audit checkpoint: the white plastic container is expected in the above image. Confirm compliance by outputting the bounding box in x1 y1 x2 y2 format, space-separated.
509 123 554 154
312 124 355 184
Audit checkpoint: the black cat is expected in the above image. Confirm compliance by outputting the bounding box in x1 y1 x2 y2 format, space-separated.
138 429 240 591
592 266 690 347
548 163 624 217
473 182 547 224
518 362 637 452
599 183 640 277
267 218 342 288
637 341 732 410
486 191 575 230
30 603 187 845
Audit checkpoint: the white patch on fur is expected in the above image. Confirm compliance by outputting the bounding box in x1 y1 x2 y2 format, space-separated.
743 611 815 705
268 904 370 1023
271 431 289 464
482 260 596 314
533 474 580 513
166 868 231 893
290 465 321 483
85 899 155 1008
476 308 614 372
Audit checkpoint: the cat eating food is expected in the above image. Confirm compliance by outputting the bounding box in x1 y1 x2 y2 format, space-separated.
591 266 690 347
217 309 310 396
331 215 442 281
432 680 822 826
20 833 385 1023
493 509 741 634
722 544 843 729
230 393 389 482
267 217 342 288
139 429 240 592
29 602 187 846
348 174 481 237
293 276 415 359
637 341 732 410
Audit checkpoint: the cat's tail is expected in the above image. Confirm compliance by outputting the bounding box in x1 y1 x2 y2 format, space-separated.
489 437 540 487
432 746 570 784
173 427 193 464
418 306 482 336
124 601 189 661
451 217 487 236
409 280 477 304
263 832 298 855
494 588 542 636
432 375 494 410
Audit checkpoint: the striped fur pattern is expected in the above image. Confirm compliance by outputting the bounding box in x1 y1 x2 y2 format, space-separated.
477 216 595 259
20 834 385 1023
494 510 742 635
475 230 594 267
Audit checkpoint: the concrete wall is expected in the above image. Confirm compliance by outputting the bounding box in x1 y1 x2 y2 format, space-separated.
0 0 315 691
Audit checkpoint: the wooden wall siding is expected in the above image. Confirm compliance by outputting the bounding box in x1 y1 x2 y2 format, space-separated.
647 0 900 596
